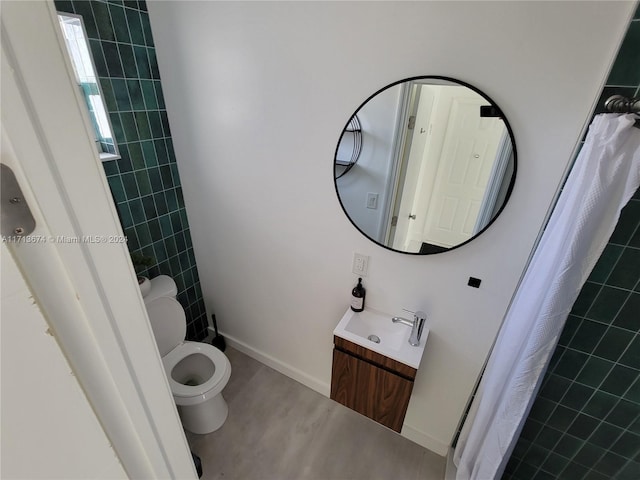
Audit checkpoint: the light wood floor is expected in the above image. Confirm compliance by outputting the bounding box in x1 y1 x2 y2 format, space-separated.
186 347 446 480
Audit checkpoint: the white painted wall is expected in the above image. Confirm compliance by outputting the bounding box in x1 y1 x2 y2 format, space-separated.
148 1 634 455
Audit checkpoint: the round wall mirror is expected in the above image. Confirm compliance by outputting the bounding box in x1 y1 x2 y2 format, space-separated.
334 76 516 254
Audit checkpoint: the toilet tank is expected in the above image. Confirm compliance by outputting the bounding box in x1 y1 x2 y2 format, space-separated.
145 297 186 356
143 275 178 303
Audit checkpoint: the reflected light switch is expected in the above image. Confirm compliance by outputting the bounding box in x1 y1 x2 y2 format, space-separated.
366 192 378 209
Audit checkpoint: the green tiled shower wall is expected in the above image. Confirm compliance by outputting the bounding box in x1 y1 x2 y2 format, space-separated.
54 0 209 341
504 9 640 480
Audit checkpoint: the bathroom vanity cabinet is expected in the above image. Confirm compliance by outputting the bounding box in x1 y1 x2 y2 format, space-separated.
330 336 417 432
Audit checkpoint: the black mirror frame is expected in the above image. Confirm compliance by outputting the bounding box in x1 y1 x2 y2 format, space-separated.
334 75 517 255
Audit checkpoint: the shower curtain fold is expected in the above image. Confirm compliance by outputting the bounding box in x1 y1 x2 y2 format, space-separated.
453 113 640 480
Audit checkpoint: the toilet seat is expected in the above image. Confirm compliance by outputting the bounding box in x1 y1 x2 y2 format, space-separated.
162 341 231 406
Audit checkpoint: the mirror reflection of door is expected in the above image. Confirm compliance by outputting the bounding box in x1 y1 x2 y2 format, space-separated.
335 77 516 255
387 84 511 252
389 82 435 251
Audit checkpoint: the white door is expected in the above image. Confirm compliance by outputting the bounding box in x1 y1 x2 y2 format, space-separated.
1 2 196 477
1 239 127 479
420 92 506 248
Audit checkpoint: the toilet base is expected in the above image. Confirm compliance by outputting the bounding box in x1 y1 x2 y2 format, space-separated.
177 393 229 434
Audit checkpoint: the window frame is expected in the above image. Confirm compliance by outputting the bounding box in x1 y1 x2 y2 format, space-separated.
57 12 120 162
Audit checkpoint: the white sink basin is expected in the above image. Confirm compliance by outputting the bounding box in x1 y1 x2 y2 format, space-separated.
333 308 428 369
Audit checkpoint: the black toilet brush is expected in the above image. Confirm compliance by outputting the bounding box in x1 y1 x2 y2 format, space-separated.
210 314 226 352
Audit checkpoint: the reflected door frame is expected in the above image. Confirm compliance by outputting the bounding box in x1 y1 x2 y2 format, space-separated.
384 80 439 251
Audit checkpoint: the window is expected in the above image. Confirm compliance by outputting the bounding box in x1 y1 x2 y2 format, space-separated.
57 13 119 162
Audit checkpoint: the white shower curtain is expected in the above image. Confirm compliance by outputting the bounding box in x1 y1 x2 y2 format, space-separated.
454 113 640 480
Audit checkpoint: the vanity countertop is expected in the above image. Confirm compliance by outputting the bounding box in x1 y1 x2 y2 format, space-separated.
333 308 428 369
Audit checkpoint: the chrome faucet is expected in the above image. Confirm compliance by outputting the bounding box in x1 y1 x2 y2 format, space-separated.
392 310 427 346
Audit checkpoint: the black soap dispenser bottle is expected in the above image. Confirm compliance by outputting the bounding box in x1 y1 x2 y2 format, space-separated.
351 277 366 312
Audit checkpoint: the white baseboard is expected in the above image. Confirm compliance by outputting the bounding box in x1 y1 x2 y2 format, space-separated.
221 333 331 398
445 447 458 479
401 424 449 456
219 332 450 457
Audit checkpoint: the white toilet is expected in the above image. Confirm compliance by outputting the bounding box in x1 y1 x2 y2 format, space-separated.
143 275 231 434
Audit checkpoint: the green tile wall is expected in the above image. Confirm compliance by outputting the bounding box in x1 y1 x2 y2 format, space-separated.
54 0 209 341
504 10 640 480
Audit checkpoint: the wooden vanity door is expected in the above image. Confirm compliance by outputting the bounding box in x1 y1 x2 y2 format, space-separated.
330 348 413 432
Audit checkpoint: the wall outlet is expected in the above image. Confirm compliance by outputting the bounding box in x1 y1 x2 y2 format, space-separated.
352 253 369 276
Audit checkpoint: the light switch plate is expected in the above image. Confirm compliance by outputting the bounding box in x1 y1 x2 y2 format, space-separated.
352 253 369 276
366 192 378 209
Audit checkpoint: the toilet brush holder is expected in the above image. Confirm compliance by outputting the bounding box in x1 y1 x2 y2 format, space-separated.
210 314 226 352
